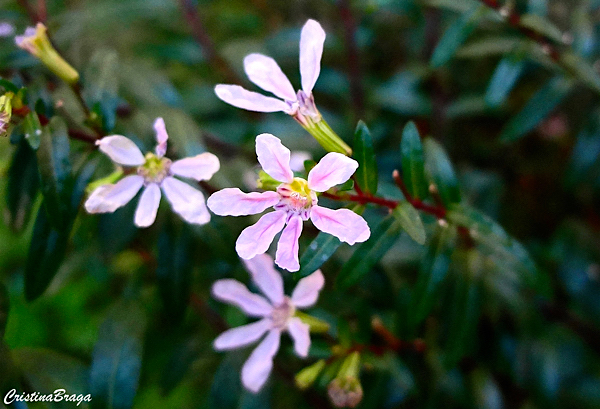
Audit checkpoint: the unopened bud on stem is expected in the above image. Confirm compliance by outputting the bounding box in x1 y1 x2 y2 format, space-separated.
0 93 13 138
295 359 326 390
327 351 363 408
15 23 80 85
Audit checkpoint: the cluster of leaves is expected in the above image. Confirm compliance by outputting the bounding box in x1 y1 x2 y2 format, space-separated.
1 0 600 408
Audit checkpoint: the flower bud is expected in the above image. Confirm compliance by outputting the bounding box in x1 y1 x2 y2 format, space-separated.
295 112 352 156
327 376 363 408
294 310 330 333
0 93 13 138
327 351 363 408
15 23 80 85
295 359 325 390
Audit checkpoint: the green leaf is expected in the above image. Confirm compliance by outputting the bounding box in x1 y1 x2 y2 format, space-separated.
84 48 120 132
484 56 525 107
13 347 90 397
36 116 72 229
500 76 573 142
393 201 426 245
157 224 193 323
423 138 461 206
410 224 456 328
24 157 98 301
519 14 564 44
561 52 600 95
400 121 428 199
0 78 19 93
430 6 485 68
443 275 481 368
337 215 403 289
446 204 539 287
90 300 147 409
6 140 39 232
456 36 523 59
24 204 71 301
297 232 342 279
353 120 378 194
22 110 42 150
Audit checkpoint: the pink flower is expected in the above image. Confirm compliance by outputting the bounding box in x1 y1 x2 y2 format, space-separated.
212 254 325 393
214 19 325 126
207 134 370 272
85 118 220 227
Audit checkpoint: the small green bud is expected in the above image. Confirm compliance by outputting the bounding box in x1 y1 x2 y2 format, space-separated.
295 359 326 390
86 169 124 194
257 170 281 191
327 376 363 408
0 93 13 137
294 310 330 333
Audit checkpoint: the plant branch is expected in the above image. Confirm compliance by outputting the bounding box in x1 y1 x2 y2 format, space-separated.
393 170 447 218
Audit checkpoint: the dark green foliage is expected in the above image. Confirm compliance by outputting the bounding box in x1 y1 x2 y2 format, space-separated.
353 121 378 194
400 121 428 199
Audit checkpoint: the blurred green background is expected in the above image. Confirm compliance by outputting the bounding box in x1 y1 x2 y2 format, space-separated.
1 0 600 408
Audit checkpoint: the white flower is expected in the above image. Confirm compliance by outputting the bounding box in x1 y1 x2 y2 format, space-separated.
85 118 220 227
212 253 325 393
214 19 325 125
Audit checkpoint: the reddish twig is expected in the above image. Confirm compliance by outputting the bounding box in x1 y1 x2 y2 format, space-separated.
393 170 446 218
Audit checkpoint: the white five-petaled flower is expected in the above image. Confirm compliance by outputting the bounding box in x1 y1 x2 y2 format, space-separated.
214 19 325 126
85 118 220 228
212 253 325 393
207 133 370 272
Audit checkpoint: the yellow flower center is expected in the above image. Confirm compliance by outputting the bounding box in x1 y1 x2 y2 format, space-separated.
137 152 171 183
275 177 318 220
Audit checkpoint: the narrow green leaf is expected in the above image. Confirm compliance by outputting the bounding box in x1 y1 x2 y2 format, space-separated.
24 157 98 301
446 204 539 287
297 232 341 279
157 224 193 323
337 215 403 289
561 52 600 95
6 141 39 232
90 300 147 409
400 121 428 199
160 339 201 395
456 36 523 59
24 204 70 301
22 110 42 150
0 78 19 93
353 120 378 194
430 6 485 68
519 14 564 44
393 201 426 245
485 57 525 107
423 138 461 206
36 116 72 229
443 276 481 368
410 224 456 327
500 76 573 142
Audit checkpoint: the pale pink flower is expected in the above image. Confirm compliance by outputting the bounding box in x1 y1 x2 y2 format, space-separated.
85 118 220 227
214 19 325 126
212 253 325 393
207 134 370 272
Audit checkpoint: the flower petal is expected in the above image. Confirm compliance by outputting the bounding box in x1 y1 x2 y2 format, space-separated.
84 175 144 214
161 176 210 225
291 269 325 308
287 317 311 357
170 152 220 181
244 53 296 101
207 188 280 216
215 84 291 113
212 279 273 317
241 329 280 393
275 215 303 272
154 117 168 158
307 152 358 192
289 151 312 173
134 183 161 228
299 19 326 95
256 133 294 183
213 319 272 351
310 205 370 245
96 135 146 166
236 211 287 260
242 254 284 305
